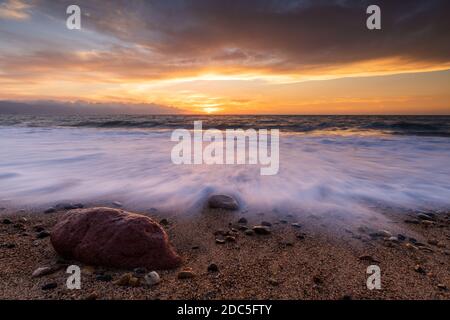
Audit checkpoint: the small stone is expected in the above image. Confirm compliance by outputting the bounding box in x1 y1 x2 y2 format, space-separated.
427 239 439 246
397 234 406 241
191 245 200 250
238 217 247 224
36 230 50 239
291 223 302 228
261 221 272 227
414 265 426 274
84 292 98 300
112 201 123 208
238 225 249 231
20 217 28 223
417 213 434 221
144 271 161 286
208 194 239 211
44 207 56 214
387 236 399 243
370 230 392 238
437 284 448 291
129 277 140 287
96 274 113 282
114 273 139 286
244 229 254 236
253 226 271 235
358 255 380 263
225 236 236 242
279 219 288 224
207 263 219 272
41 282 57 291
296 233 306 240
268 278 279 286
133 267 147 275
2 218 12 225
178 269 196 279
404 219 420 224
215 238 226 244
405 243 419 250
437 241 446 248
32 265 62 278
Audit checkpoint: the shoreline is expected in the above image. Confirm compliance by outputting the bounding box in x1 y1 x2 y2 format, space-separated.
0 205 449 300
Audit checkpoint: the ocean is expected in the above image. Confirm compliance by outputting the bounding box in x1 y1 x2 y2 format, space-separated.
1 115 450 217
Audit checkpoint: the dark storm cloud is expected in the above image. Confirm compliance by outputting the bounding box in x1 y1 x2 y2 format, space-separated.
32 0 450 67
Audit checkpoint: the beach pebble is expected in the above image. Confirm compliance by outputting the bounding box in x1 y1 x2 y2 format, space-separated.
238 217 248 224
96 274 113 282
261 221 272 227
36 230 50 239
84 292 99 300
114 273 140 287
225 236 236 242
437 284 448 291
405 243 419 250
387 236 399 243
421 220 435 226
208 194 239 211
144 271 161 286
417 213 434 221
207 263 219 272
371 230 392 238
268 278 279 286
414 265 426 274
2 218 12 225
397 234 406 241
291 223 302 228
41 282 57 291
178 269 196 279
32 265 62 278
244 229 254 236
133 267 147 275
44 207 56 214
253 226 271 235
358 255 379 263
112 201 123 208
215 238 226 244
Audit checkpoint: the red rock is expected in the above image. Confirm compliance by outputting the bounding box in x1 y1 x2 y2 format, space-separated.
50 207 181 270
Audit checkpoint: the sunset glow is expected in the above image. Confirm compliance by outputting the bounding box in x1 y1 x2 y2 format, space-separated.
0 0 449 114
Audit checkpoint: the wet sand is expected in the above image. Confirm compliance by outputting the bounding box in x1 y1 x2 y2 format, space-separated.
0 205 449 300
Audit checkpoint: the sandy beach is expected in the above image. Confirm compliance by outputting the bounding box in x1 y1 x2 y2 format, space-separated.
1 203 448 300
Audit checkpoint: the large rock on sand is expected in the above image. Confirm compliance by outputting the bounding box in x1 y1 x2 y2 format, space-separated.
50 208 181 270
208 195 239 211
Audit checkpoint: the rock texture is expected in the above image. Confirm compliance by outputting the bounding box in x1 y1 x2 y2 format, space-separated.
50 207 181 269
208 194 239 210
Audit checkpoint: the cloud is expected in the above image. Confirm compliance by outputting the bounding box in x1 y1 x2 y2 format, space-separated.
0 0 31 20
30 0 450 71
0 99 183 115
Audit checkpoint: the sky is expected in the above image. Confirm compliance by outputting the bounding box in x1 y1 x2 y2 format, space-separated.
0 0 449 115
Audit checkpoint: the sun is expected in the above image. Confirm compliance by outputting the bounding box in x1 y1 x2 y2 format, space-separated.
203 107 221 114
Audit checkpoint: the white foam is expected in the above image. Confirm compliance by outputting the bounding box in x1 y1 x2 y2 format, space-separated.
0 126 449 217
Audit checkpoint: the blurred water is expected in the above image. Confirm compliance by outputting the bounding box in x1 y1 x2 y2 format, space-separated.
1 117 449 217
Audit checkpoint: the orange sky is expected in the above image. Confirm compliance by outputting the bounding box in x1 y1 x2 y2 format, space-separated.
0 0 449 114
